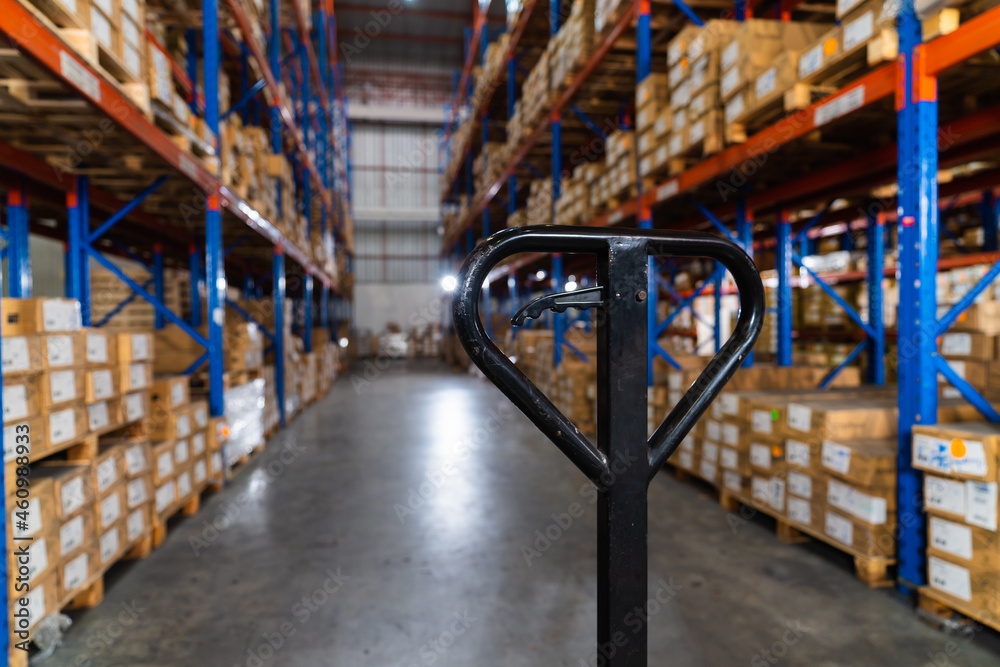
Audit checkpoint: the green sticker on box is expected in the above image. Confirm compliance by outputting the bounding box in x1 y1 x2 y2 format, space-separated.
771 410 779 421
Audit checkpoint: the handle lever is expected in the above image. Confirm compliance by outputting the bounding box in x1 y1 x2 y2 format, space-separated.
511 286 604 326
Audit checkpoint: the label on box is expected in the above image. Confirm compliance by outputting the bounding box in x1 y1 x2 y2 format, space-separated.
88 401 110 431
721 67 739 97
91 0 112 13
788 497 811 526
706 420 721 442
679 451 693 470
49 408 77 445
675 80 691 107
12 498 42 538
690 119 705 144
61 476 86 516
121 0 139 18
827 479 887 525
100 493 122 527
720 447 739 470
788 471 813 499
47 335 75 367
941 333 973 357
799 43 824 78
699 459 717 482
2 337 31 374
655 114 670 136
941 360 967 382
668 134 682 157
100 526 120 564
914 433 989 479
929 516 973 561
721 42 739 72
194 460 207 484
929 556 972 602
87 332 108 364
966 482 998 531
129 364 148 390
836 0 865 16
3 384 29 421
177 471 192 497
681 434 695 452
751 410 773 434
63 552 89 591
690 60 706 90
92 369 114 400
127 508 146 542
673 109 686 131
814 85 865 127
50 369 78 403
127 478 148 508
123 43 142 78
157 451 174 479
843 11 874 51
768 478 785 511
130 334 150 360
667 373 682 390
90 8 113 49
192 433 206 456
752 476 769 504
124 444 147 475
21 537 48 583
177 415 192 439
122 17 140 47
825 511 853 546
125 393 145 421
96 457 118 493
755 68 777 99
725 93 745 124
4 422 31 462
155 482 175 513
711 402 723 419
786 440 811 469
702 441 719 464
721 394 739 416
42 299 81 332
750 443 772 469
821 440 852 475
925 475 966 517
724 470 742 491
787 404 812 432
174 440 189 465
669 62 684 87
171 383 186 407
23 581 47 630
722 423 740 447
60 514 85 556
211 452 222 475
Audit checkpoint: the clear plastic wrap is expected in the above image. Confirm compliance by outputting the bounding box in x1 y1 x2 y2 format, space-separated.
223 378 265 466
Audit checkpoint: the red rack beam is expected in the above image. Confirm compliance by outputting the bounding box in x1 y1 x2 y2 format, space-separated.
442 1 486 144
926 3 1000 75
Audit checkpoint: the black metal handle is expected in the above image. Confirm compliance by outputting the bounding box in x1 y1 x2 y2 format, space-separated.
453 225 764 486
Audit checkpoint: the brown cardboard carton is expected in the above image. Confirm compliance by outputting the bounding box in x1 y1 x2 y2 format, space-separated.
1 335 42 376
820 438 896 489
34 463 93 520
913 422 1000 482
1 298 82 336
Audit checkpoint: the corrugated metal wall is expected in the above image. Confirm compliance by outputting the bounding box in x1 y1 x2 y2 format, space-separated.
354 219 443 283
352 124 440 212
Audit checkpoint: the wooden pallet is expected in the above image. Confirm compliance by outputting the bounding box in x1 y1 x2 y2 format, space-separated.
151 489 204 548
917 586 1000 634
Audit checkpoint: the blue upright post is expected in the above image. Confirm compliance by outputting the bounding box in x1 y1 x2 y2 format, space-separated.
65 180 84 313
304 274 314 354
981 190 997 251
553 254 563 367
153 243 165 330
321 284 330 329
776 209 793 366
737 197 754 366
242 273 254 299
7 183 31 299
190 244 203 327
895 0 938 592
269 0 283 215
204 0 225 418
713 264 723 353
0 260 7 660
867 210 886 385
274 247 286 427
508 273 519 340
186 28 200 114
299 34 312 241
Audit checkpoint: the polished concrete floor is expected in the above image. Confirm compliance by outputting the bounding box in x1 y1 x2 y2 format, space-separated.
53 362 1000 666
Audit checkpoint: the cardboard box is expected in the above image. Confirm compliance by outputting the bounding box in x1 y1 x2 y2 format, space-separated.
3 375 41 424
192 456 209 488
40 368 86 408
913 422 1000 482
173 438 191 468
126 504 151 544
7 530 58 602
122 391 149 423
927 555 1000 616
190 431 207 458
722 470 749 495
126 475 152 510
12 570 59 636
820 438 896 489
85 328 117 366
928 515 1000 571
749 437 785 474
59 546 97 600
939 331 994 360
2 335 42 376
636 73 669 109
57 510 94 559
7 476 56 540
45 406 88 449
98 521 126 567
191 401 209 431
149 405 193 441
952 301 1000 335
87 398 123 434
154 479 178 516
42 332 86 370
151 376 189 410
35 463 94 519
826 477 894 526
3 415 45 463
207 416 230 451
91 445 126 497
924 475 999 531
2 298 82 336
117 332 154 362
938 358 989 388
787 469 826 503
121 440 153 478
719 445 750 475
96 484 127 532
785 437 821 472
85 367 120 402
823 508 895 556
784 396 898 441
751 474 786 513
120 362 153 393
786 495 824 530
151 441 175 485
176 468 194 501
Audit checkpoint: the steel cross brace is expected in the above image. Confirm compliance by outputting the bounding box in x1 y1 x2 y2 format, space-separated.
225 298 278 343
792 252 876 338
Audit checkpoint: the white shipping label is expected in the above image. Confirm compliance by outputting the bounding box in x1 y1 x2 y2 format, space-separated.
192 433 206 456
3 384 29 421
788 497 811 526
721 42 739 72
668 41 683 65
60 515 85 556
724 470 743 491
928 556 972 602
177 415 192 439
125 393 145 421
177 472 192 498
157 451 174 478
655 115 670 136
194 406 208 428
702 441 720 464
24 583 47 630
87 332 108 363
720 447 739 470
914 434 989 479
799 43 824 78
174 440 189 465
673 110 686 131
725 93 745 124
4 422 31 462
11 498 42 538
690 120 705 144
46 335 74 367
100 493 122 527
96 458 118 493
750 444 772 469
755 68 777 99
2 337 31 374
769 479 786 511
929 516 973 561
843 11 874 51
129 364 148 390
194 460 207 484
825 511 854 546
722 424 740 447
63 552 90 591
127 508 146 542
675 80 691 107
786 440 811 469
721 67 739 96
788 471 813 499
49 408 77 445
836 0 865 16
121 0 139 18
50 369 78 403
211 452 223 474
711 402 723 419
679 451 694 470
966 482 998 531
155 482 175 513
91 9 113 49
941 333 973 357
130 334 150 360
821 441 852 475
669 63 684 87
92 369 114 400
787 404 812 432
61 476 86 516
924 475 966 517
42 299 81 331
122 17 140 47
668 134 682 157
690 61 706 90
752 477 770 504
721 394 739 416
171 382 186 406
751 410 773 434
21 537 48 583
706 421 721 442
127 479 148 508
700 460 717 482
815 85 865 127
88 402 110 431
100 527 121 564
690 95 705 117
667 372 683 390
124 444 147 475
681 434 695 452
827 479 887 525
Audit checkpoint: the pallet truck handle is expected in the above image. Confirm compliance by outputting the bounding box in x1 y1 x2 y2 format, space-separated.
453 225 765 485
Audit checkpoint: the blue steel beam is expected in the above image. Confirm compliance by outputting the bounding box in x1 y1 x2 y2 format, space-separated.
111 240 152 271
982 190 998 251
153 244 165 330
936 259 1000 336
225 298 277 343
0 274 7 659
936 356 1000 421
304 274 314 354
776 211 793 366
7 182 31 298
793 253 876 338
204 0 224 419
274 247 287 427
867 211 886 385
553 254 564 367
87 176 169 244
820 340 867 389
94 278 154 329
570 104 608 140
737 197 754 367
791 201 833 246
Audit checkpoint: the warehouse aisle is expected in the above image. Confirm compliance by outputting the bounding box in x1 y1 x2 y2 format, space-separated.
56 363 1000 667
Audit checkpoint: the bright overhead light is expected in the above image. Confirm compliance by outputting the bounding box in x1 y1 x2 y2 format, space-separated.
339 337 349 348
535 270 547 280
564 281 578 292
440 275 458 292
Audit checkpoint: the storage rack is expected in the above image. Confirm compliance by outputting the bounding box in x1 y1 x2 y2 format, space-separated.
0 0 354 657
440 0 1000 600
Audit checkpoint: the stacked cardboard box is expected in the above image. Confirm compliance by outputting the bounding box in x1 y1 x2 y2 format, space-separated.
550 0 596 92
636 73 671 179
525 178 554 226
914 422 1000 619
